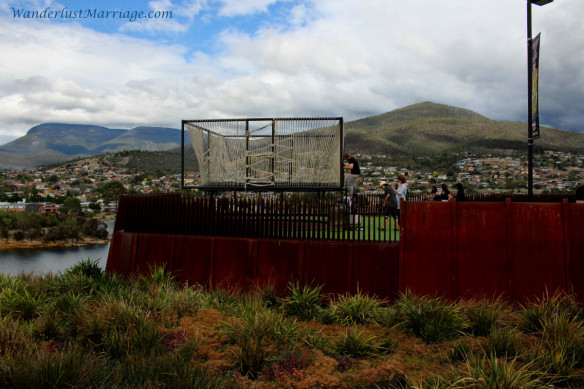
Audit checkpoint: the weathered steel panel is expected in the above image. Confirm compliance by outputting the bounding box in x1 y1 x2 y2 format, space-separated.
456 202 508 298
172 235 214 287
509 203 566 302
302 241 351 295
256 240 304 293
212 237 256 289
350 243 399 300
399 201 454 298
106 231 136 275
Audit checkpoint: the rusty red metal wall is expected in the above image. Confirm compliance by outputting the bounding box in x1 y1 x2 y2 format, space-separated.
106 196 583 302
399 199 584 302
106 233 400 299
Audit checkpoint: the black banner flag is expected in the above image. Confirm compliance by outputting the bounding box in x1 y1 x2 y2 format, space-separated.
531 33 541 139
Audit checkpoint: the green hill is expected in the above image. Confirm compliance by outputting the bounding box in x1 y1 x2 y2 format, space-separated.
3 102 584 170
344 102 584 155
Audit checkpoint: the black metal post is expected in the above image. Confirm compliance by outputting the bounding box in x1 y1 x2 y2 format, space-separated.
527 0 534 201
181 120 185 189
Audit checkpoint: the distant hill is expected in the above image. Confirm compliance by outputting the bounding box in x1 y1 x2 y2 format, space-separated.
2 102 584 170
44 147 199 176
344 102 584 155
0 123 186 169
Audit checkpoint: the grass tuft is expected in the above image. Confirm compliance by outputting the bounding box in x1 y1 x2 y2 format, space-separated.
395 290 468 344
282 281 324 321
328 287 386 325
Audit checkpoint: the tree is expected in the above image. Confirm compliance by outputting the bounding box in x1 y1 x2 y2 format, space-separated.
98 181 127 211
60 197 83 217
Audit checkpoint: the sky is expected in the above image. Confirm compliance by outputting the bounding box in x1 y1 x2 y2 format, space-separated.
0 0 583 146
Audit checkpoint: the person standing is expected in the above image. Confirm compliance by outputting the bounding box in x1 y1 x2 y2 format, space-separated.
427 185 438 201
436 183 450 201
454 182 465 201
379 181 398 232
395 174 408 229
343 153 361 199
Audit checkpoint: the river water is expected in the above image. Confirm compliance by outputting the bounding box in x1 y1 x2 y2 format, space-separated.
0 221 114 276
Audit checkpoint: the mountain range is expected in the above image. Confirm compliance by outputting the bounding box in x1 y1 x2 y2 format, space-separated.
1 102 583 170
0 124 185 170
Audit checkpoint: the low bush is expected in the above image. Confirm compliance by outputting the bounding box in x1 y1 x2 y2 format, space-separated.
395 290 468 344
328 287 386 325
282 281 324 321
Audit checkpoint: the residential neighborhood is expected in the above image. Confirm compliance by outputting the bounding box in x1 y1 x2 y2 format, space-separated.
0 149 583 214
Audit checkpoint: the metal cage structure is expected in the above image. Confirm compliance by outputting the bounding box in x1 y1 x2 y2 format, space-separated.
181 117 344 192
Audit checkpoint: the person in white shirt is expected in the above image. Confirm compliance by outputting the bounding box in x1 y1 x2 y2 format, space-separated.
395 174 408 229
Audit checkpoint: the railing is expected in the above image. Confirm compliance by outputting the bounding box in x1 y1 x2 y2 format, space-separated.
114 192 400 243
113 191 576 244
406 192 576 202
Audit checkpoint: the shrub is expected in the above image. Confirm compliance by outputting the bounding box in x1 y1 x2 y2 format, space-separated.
464 298 507 337
224 301 298 378
519 290 583 334
531 312 584 386
282 281 324 321
375 306 402 329
455 357 543 389
24 228 42 240
489 328 523 358
0 288 42 321
395 290 468 344
204 287 239 313
81 218 108 239
225 310 273 378
12 230 25 241
333 326 380 358
66 258 103 279
328 288 386 325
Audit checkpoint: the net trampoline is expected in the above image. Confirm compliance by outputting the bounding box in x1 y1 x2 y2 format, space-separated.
182 118 344 191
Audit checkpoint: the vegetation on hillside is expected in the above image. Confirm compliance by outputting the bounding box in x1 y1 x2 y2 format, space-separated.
41 148 199 176
0 210 107 243
1 262 583 388
344 102 584 156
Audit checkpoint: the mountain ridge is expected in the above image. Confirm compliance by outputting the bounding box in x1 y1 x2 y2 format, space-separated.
0 124 185 169
1 102 583 170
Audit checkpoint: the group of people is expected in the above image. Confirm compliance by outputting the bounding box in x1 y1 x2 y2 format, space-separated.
427 183 465 202
344 152 471 232
344 153 406 232
379 175 408 231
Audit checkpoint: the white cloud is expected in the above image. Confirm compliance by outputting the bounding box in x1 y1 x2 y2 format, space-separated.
0 0 583 147
218 0 278 17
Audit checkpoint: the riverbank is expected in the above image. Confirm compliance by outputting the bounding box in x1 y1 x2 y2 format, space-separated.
0 236 110 251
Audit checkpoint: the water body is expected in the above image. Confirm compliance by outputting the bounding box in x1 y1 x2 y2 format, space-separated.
0 221 114 276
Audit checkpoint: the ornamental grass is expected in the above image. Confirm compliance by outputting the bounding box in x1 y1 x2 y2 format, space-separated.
0 262 583 388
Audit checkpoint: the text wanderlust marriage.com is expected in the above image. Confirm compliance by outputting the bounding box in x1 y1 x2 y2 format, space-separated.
10 7 173 22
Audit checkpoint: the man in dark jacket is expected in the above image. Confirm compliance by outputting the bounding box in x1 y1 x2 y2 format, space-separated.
379 181 398 232
343 153 361 199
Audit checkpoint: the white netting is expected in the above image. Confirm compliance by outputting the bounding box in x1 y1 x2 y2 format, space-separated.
185 118 342 189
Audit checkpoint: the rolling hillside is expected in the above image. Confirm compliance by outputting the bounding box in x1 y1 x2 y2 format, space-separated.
1 102 583 170
344 102 584 155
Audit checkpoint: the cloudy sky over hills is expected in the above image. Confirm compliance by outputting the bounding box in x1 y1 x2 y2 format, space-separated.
0 0 583 145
